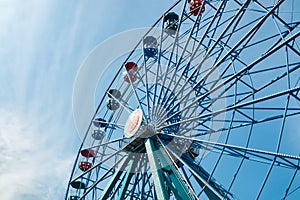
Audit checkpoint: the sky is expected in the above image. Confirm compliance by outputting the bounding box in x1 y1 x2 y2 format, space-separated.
0 0 175 199
1 1 300 200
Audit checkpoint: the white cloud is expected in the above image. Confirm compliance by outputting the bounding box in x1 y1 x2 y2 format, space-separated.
0 0 54 106
0 2 93 198
0 1 183 199
0 109 73 200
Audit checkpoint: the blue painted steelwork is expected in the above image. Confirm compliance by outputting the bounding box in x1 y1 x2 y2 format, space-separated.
66 0 300 199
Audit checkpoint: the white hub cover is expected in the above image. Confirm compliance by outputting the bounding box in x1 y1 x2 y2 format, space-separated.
124 109 143 138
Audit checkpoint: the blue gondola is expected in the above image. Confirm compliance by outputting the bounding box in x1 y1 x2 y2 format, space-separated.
68 196 80 200
106 98 120 110
107 89 121 99
93 118 107 128
163 12 179 35
143 36 158 58
70 181 86 189
92 129 105 140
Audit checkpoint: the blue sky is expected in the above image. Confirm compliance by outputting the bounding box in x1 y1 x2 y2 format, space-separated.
1 1 300 199
0 0 175 199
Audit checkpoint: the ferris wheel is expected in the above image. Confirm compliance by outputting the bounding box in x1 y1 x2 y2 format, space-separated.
66 0 300 199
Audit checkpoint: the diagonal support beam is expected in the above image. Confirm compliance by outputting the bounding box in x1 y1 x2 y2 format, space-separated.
99 155 133 200
117 158 137 200
164 144 231 200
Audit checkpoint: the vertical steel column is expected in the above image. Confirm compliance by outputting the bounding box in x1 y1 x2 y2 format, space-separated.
145 138 170 200
145 137 195 200
154 141 194 200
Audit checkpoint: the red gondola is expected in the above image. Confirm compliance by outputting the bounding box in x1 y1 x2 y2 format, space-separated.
125 62 138 73
123 71 137 83
188 0 205 16
80 149 95 158
79 161 93 172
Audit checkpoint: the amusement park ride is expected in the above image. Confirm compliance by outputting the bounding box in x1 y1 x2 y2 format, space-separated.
66 0 300 199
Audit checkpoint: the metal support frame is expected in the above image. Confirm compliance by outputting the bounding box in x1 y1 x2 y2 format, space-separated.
164 145 229 200
145 138 169 200
145 137 194 200
117 158 136 200
99 155 133 200
66 1 300 199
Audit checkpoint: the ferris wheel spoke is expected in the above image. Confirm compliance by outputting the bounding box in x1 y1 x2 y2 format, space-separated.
166 85 250 136
151 22 167 115
71 143 130 183
123 65 148 120
204 11 255 77
159 78 300 137
156 0 230 117
256 93 291 199
160 133 300 169
158 30 300 127
127 155 148 199
154 1 187 114
129 174 140 199
159 0 253 107
141 173 154 199
282 158 300 199
138 173 147 200
178 115 252 137
284 186 300 200
191 62 300 127
198 110 238 198
197 61 300 96
181 166 195 191
156 0 257 119
163 0 289 118
86 137 126 150
238 26 291 54
214 11 298 88
158 86 300 132
154 0 207 116
142 45 153 120
188 110 300 138
144 171 154 198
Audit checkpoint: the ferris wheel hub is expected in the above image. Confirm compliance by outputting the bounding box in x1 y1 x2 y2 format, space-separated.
124 108 157 140
124 109 143 138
